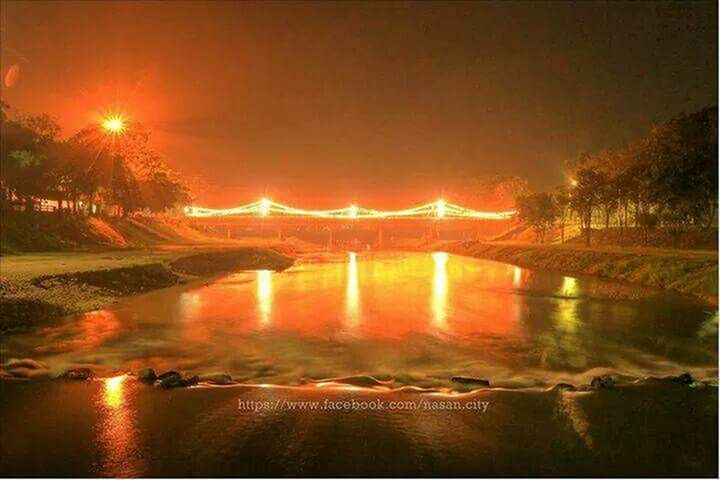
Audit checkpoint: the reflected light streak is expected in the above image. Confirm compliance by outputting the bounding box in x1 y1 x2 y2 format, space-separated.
513 266 523 289
561 276 578 297
104 374 127 409
345 252 360 328
257 270 273 326
557 276 579 333
431 252 449 330
97 374 143 476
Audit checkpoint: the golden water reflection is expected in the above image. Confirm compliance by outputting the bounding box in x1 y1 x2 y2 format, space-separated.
556 276 580 333
104 374 126 409
431 251 449 331
561 276 578 297
513 266 524 289
11 252 714 391
345 252 360 329
96 374 143 476
257 270 273 326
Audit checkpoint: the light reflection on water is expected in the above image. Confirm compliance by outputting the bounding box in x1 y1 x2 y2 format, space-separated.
431 251 449 331
345 252 360 330
7 252 717 388
257 270 273 327
96 374 144 477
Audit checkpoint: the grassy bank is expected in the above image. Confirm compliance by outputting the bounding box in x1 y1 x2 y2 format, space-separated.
441 240 718 304
0 211 223 254
0 247 295 332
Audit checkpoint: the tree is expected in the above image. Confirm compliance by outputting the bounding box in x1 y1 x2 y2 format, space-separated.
644 107 717 230
516 192 559 243
135 154 190 212
553 186 572 243
569 167 606 246
0 105 60 212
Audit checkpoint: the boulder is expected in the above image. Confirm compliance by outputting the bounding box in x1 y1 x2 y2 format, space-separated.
60 368 94 381
451 376 490 387
590 375 615 389
137 368 157 384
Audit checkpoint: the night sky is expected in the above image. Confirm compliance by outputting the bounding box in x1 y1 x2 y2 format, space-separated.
1 1 716 207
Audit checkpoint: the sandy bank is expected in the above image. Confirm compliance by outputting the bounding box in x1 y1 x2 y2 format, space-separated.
0 247 295 332
441 240 718 305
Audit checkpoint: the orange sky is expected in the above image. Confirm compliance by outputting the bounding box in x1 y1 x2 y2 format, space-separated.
1 1 716 207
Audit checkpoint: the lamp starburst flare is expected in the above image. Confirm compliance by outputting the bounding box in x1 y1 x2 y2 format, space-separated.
101 115 126 134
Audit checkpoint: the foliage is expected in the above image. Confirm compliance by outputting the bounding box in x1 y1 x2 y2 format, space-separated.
561 105 717 245
0 103 190 216
516 192 558 243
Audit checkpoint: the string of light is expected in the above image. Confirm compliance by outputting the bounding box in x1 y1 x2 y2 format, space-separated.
184 199 516 220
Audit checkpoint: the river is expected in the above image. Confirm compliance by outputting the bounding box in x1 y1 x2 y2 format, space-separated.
1 251 717 476
3 251 717 387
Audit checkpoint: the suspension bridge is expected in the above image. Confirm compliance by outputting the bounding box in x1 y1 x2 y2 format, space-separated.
184 198 517 247
184 198 516 220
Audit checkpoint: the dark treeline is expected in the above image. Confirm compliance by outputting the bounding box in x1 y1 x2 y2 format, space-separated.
0 102 190 217
517 106 718 246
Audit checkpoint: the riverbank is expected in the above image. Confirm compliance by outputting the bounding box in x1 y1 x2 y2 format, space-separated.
0 245 295 332
440 240 719 305
0 378 716 476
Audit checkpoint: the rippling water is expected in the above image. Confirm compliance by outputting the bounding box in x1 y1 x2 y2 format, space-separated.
6 252 717 388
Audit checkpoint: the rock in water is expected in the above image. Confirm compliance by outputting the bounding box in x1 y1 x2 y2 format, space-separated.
137 368 157 384
590 375 615 389
3 358 47 371
61 368 94 381
159 373 199 389
660 372 694 385
199 374 234 385
157 371 182 382
550 383 576 392
451 376 491 387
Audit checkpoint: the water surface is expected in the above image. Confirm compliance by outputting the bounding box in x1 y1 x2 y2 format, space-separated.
6 252 717 388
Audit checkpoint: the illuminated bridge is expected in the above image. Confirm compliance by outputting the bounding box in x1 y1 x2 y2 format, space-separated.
185 198 516 220
184 198 517 247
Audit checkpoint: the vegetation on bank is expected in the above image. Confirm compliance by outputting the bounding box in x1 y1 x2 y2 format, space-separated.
0 247 295 333
1 102 190 217
515 106 717 246
443 240 718 303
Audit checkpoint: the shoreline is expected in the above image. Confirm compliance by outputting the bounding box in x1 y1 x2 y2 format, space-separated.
3 239 717 333
437 240 719 306
2 248 716 393
0 244 297 333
